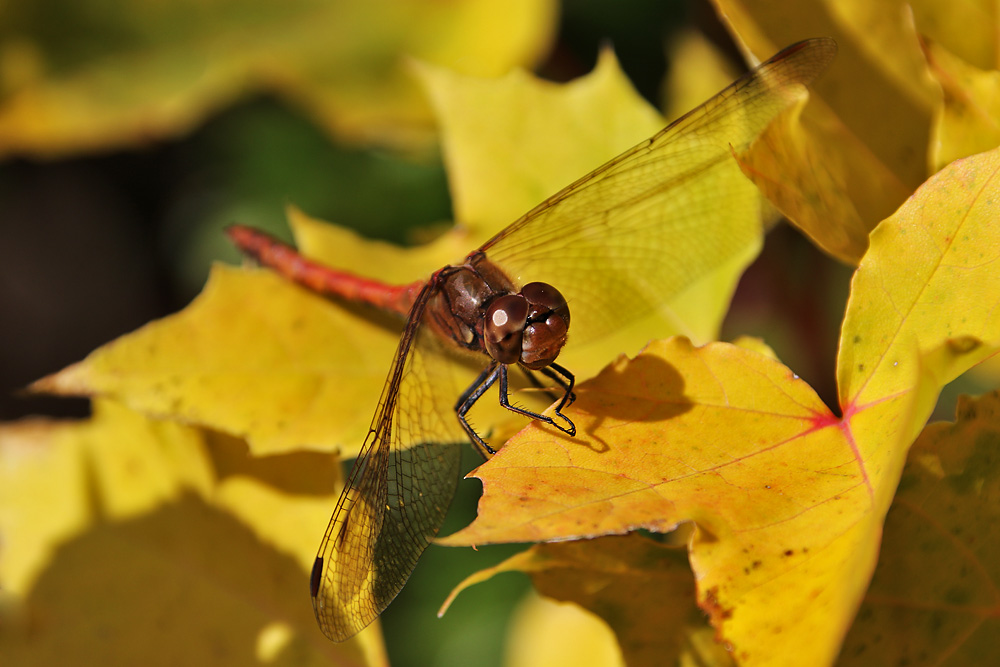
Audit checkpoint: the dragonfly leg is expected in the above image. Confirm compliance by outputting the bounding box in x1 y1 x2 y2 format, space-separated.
455 362 503 458
520 364 576 408
457 361 577 459
536 362 576 410
499 364 576 437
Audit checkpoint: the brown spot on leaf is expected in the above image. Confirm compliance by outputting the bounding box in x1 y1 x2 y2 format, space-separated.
701 586 734 622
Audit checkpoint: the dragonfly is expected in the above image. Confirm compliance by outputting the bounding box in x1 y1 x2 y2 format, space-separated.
228 37 836 642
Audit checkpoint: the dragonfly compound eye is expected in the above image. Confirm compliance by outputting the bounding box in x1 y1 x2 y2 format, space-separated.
484 294 529 364
519 282 570 369
520 282 570 327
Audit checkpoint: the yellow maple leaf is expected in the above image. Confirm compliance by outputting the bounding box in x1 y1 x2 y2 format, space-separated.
442 147 1000 665
34 263 404 456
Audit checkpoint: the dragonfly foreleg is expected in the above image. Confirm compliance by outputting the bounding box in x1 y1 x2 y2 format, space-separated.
455 361 503 458
456 361 577 459
519 364 576 409
498 364 576 438
535 362 576 411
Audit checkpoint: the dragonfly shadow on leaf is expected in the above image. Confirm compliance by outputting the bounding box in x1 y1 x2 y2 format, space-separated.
571 351 693 454
203 429 344 497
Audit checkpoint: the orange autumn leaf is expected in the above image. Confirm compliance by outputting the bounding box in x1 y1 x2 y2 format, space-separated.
840 390 1000 666
441 337 834 543
442 147 1000 665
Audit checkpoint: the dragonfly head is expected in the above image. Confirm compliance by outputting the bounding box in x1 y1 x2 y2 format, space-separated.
484 282 570 369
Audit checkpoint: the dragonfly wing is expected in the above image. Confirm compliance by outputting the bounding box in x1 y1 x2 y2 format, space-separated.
480 38 837 345
310 282 468 641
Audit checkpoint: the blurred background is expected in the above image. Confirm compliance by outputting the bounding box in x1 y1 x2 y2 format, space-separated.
5 1 983 665
2 0 854 426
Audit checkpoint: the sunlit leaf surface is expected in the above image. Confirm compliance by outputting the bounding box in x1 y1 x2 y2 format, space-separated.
34 265 403 456
443 147 1000 665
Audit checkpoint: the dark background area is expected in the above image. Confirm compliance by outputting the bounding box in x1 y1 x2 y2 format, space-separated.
0 2 900 665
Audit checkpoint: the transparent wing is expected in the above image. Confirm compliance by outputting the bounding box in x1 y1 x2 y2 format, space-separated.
480 38 837 344
307 39 837 642
310 282 468 641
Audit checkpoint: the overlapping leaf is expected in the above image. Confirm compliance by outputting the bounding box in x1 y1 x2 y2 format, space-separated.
840 390 1000 666
443 534 719 666
662 32 742 124
908 0 1000 71
905 2 1000 174
924 39 1000 173
442 147 1000 665
503 591 626 667
712 0 937 263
